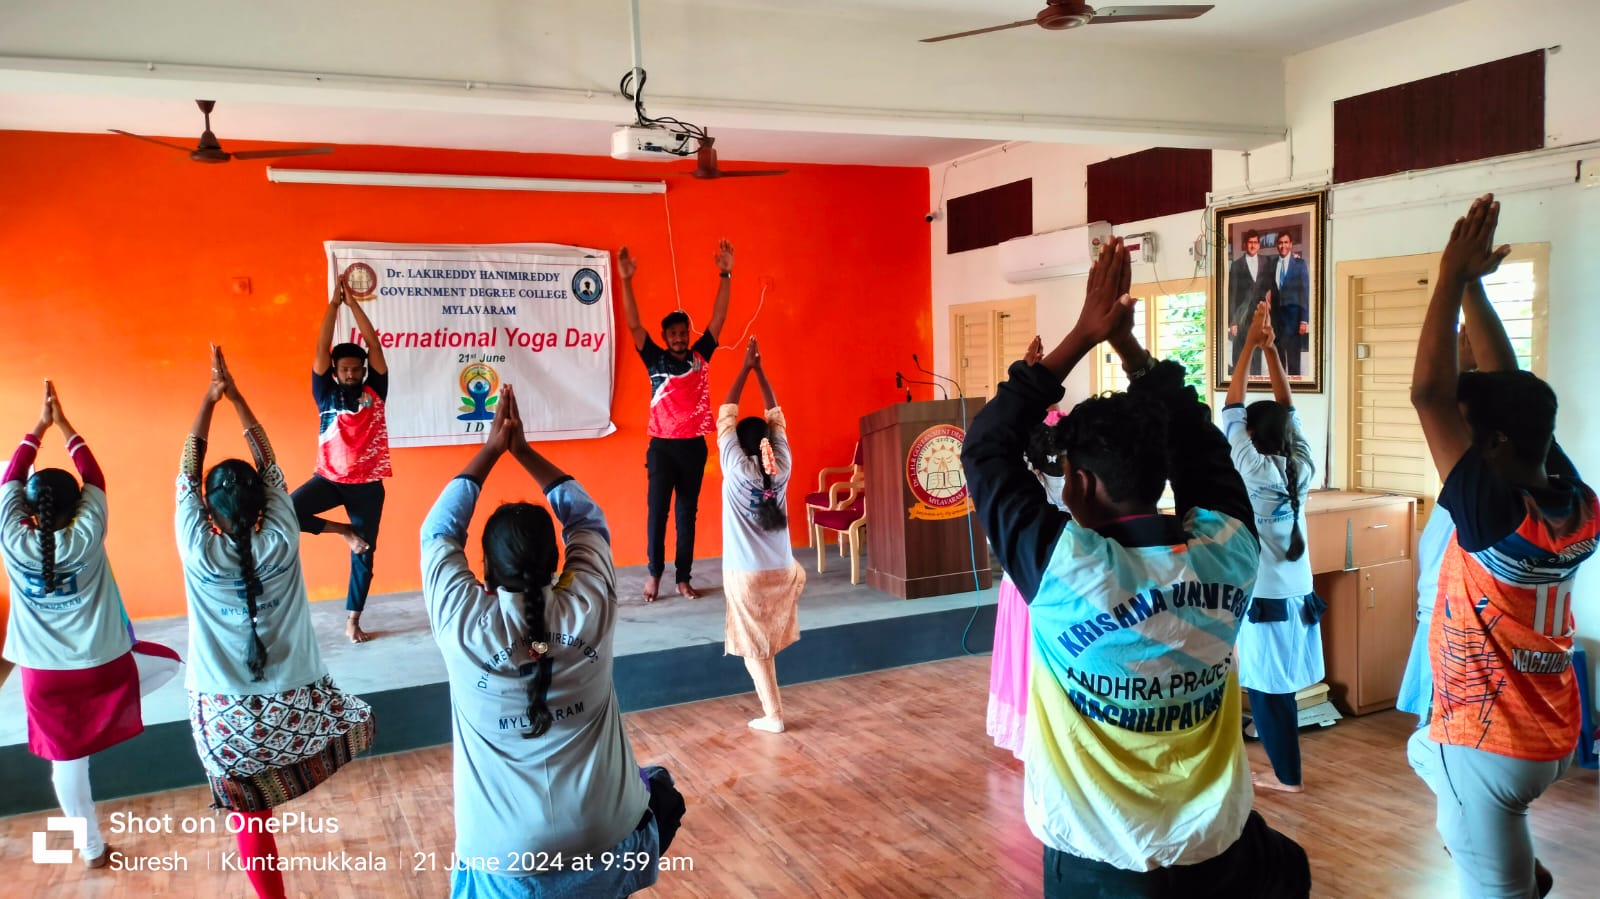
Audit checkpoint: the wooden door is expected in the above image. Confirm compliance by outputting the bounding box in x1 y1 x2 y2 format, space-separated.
949 297 1035 400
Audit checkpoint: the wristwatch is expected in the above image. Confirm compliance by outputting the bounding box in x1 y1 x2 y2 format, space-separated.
719 271 731 279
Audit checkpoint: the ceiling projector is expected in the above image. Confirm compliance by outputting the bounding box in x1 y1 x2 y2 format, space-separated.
611 125 695 161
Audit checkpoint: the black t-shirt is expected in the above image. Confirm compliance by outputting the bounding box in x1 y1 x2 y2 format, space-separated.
1438 441 1579 553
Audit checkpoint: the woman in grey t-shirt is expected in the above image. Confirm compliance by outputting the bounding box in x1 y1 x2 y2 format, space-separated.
717 338 805 734
421 385 684 898
177 347 375 898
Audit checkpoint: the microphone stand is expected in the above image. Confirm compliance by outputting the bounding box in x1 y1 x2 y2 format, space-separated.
896 372 946 401
912 353 963 409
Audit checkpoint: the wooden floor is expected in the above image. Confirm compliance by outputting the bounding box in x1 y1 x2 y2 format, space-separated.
2 655 1596 897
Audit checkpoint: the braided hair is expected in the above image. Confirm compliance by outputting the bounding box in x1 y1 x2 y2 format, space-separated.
482 503 560 739
1244 400 1306 561
204 459 270 681
736 417 787 532
24 469 81 594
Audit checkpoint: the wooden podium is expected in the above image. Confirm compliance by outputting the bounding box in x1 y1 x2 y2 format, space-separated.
860 398 992 599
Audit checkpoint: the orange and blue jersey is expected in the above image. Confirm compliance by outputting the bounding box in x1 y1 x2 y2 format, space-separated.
1430 443 1597 761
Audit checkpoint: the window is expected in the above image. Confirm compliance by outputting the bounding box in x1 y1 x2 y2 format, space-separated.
1477 260 1542 373
1092 279 1209 395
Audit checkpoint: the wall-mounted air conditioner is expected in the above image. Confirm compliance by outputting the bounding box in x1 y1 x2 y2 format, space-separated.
998 222 1115 282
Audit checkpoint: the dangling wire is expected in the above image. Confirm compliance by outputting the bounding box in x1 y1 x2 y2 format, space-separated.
618 68 707 154
662 193 685 314
730 279 769 348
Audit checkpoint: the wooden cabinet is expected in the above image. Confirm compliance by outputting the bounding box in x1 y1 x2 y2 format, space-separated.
1306 491 1417 716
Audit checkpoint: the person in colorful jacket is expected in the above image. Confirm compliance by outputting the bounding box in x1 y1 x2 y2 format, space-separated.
964 238 1310 897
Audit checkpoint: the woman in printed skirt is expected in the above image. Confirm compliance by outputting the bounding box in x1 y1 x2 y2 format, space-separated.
2 381 179 869
717 338 807 734
1222 303 1323 793
422 384 684 898
986 338 1066 758
177 346 375 899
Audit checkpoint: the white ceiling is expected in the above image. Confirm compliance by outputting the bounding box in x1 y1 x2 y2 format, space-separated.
702 0 1469 54
0 0 1470 166
0 92 999 167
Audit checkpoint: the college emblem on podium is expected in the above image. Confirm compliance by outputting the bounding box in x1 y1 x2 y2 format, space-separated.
905 424 971 521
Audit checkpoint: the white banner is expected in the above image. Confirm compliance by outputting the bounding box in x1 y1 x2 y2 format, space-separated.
325 242 616 447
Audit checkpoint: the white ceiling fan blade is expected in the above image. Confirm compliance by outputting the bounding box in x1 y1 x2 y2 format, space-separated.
1091 5 1214 24
921 20 1036 43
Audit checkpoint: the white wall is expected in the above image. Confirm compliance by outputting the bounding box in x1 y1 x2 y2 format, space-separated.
1216 0 1600 191
0 0 1284 148
931 143 1122 403
928 144 1212 403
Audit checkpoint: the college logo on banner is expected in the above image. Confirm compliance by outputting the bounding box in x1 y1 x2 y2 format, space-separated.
572 267 604 305
326 242 617 446
343 262 379 299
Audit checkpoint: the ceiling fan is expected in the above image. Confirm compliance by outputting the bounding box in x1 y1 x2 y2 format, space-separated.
109 99 334 163
921 2 1213 43
670 136 786 180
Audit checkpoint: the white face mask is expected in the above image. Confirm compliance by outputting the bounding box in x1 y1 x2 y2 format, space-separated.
1038 473 1069 512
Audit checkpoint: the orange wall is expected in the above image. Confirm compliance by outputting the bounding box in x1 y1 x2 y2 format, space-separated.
0 131 932 631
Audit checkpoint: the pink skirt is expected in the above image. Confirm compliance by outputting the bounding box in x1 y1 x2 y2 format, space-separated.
986 574 1029 758
20 651 144 761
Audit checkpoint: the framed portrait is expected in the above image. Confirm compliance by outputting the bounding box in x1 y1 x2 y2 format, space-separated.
1211 190 1326 393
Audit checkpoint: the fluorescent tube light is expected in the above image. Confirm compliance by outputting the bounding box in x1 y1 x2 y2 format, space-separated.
265 168 666 194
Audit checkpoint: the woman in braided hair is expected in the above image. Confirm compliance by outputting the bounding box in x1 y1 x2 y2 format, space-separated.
717 337 806 734
1222 302 1323 794
2 381 178 869
177 346 374 899
422 384 684 898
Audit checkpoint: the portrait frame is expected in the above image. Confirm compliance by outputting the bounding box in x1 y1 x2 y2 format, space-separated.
1210 190 1327 393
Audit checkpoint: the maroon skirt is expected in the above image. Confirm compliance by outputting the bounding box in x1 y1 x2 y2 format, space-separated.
20 651 144 761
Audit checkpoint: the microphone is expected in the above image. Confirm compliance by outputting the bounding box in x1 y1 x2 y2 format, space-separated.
895 372 911 402
912 353 963 399
897 372 947 401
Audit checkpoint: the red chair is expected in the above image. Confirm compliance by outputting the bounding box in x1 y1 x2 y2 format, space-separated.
805 442 864 547
813 494 867 585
